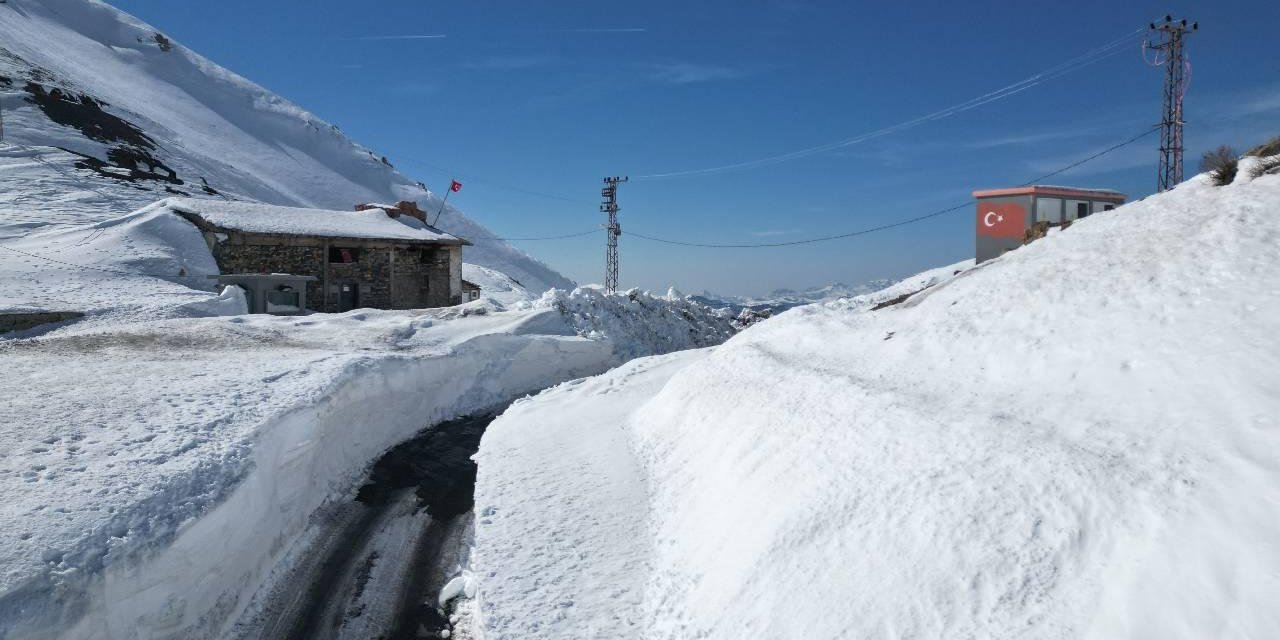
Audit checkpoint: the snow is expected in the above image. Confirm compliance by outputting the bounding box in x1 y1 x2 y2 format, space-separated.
0 294 731 637
0 204 735 637
0 201 225 324
471 170 1280 638
167 198 464 243
692 278 901 315
474 349 709 638
438 575 472 608
523 286 735 363
461 263 536 307
0 0 573 293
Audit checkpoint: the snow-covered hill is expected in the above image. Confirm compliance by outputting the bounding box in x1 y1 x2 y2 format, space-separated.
472 165 1280 638
0 0 572 292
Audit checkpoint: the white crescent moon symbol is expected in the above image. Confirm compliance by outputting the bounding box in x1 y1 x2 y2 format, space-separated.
983 211 998 227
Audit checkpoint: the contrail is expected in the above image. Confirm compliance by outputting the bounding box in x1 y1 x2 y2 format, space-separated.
633 27 1144 180
557 28 646 33
350 34 447 41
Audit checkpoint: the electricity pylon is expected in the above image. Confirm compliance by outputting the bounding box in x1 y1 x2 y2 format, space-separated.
601 176 627 292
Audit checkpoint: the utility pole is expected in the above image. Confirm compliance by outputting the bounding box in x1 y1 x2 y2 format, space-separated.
600 176 627 292
1147 15 1197 192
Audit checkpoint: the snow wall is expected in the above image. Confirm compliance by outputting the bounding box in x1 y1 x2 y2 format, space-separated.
12 334 609 640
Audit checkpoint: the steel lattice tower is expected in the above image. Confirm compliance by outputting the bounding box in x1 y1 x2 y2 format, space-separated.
601 176 627 292
1148 16 1196 192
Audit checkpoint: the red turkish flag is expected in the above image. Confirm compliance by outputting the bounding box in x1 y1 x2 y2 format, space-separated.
450 180 462 193
976 202 1026 239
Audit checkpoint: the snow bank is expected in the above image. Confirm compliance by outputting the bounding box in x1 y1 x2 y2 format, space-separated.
526 287 735 364
472 172 1280 638
0 202 222 326
0 280 735 639
474 350 709 638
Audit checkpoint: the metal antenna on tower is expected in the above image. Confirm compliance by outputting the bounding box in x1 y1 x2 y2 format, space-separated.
600 176 627 292
1147 15 1197 192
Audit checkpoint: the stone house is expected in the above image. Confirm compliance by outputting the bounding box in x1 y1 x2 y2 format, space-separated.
462 279 481 301
170 198 470 312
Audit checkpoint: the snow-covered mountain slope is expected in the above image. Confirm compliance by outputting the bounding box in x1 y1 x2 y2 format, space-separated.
0 0 572 292
472 167 1280 638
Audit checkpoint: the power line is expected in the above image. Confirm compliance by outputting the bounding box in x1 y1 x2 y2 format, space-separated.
632 28 1144 181
394 156 594 204
467 229 601 242
626 126 1160 249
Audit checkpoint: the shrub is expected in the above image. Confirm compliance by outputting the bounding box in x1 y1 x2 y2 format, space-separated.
1246 135 1280 159
1200 145 1238 186
1252 155 1280 179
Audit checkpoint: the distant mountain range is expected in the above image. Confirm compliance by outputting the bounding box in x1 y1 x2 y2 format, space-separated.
691 279 896 315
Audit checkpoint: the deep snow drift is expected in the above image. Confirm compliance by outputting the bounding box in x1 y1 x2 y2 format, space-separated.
0 205 734 638
472 168 1280 638
0 0 571 292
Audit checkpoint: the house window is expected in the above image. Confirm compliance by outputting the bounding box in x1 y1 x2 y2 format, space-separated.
1103 204 1115 211
1076 202 1090 219
328 246 359 263
1035 198 1062 223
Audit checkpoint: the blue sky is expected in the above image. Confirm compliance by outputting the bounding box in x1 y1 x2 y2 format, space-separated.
112 0 1280 296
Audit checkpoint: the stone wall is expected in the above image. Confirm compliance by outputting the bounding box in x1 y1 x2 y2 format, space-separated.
0 311 84 334
181 213 463 312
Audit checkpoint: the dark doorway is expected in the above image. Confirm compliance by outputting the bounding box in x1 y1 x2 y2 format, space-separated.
338 282 359 312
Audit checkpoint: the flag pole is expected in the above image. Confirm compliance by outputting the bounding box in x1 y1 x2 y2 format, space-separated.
432 189 451 227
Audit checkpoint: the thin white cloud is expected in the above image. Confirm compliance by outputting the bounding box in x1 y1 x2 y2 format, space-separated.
351 34 447 41
462 55 556 71
646 62 755 85
390 81 439 96
1235 87 1280 116
967 127 1102 150
558 28 646 33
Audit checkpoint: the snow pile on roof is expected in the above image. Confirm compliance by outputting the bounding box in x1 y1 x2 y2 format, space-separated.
0 0 572 292
472 170 1280 638
167 198 464 243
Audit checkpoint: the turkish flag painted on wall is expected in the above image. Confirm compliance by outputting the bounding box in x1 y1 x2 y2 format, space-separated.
976 202 1026 239
450 180 462 193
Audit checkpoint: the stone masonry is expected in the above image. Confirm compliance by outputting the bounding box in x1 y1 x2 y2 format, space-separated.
179 212 464 312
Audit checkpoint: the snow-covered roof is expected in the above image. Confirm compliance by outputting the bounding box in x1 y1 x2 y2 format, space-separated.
166 198 467 244
972 185 1126 200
